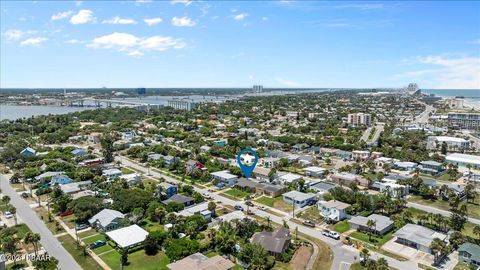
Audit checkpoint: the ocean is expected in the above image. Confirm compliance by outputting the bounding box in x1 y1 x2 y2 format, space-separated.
422 89 480 99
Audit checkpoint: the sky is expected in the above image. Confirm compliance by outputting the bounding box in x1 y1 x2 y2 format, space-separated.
1 0 479 89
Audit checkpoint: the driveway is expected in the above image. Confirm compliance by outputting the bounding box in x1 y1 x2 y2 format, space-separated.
0 174 81 270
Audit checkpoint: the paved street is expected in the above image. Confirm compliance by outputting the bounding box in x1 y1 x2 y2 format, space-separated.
119 156 422 270
0 174 82 270
414 103 435 124
407 201 480 225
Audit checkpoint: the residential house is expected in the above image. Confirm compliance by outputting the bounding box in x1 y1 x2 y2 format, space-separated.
335 150 353 160
282 191 316 208
102 168 122 180
88 209 126 232
298 156 314 167
458 243 480 267
352 150 370 161
374 157 396 168
330 173 368 187
106 225 148 249
88 133 101 144
234 178 285 197
60 180 92 194
211 170 238 186
371 181 409 198
303 166 325 178
122 130 137 141
164 156 179 166
394 224 447 253
185 160 205 175
253 166 271 182
261 157 280 168
276 173 303 185
394 161 417 172
49 174 73 186
119 173 141 185
35 171 65 182
167 253 235 270
427 136 470 151
178 202 213 221
349 214 393 235
446 153 480 169
251 227 291 257
318 200 351 222
20 147 36 156
79 157 103 167
292 143 309 152
162 194 195 207
158 182 178 198
71 148 88 157
310 181 336 194
419 160 444 176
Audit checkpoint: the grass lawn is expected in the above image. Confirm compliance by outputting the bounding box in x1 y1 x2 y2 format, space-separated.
34 207 65 234
14 224 32 239
57 234 103 270
82 234 106 245
408 195 480 219
333 220 350 233
296 206 324 224
61 214 77 229
100 249 171 270
436 173 461 181
141 219 164 233
78 229 98 239
349 231 393 247
255 196 292 213
221 189 251 200
121 167 135 174
216 207 231 216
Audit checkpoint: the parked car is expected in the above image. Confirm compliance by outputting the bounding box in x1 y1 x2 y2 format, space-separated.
245 201 254 207
302 220 315 227
322 229 340 240
257 205 267 211
234 205 244 211
75 224 89 231
89 240 106 249
4 212 13 219
202 192 212 199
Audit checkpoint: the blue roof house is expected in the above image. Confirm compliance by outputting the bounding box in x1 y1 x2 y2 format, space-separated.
71 148 88 157
20 147 36 156
50 174 73 186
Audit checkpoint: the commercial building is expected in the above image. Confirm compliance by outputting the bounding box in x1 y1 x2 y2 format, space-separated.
167 98 197 111
427 136 470 151
394 224 447 253
347 113 371 126
448 112 480 130
443 98 464 109
252 85 263 93
446 153 480 169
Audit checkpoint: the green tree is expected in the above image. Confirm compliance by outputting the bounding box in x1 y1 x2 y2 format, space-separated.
101 134 115 163
360 248 370 265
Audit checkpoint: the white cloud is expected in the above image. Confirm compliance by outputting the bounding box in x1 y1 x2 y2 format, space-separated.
395 55 480 89
136 0 152 3
171 0 192 6
127 50 144 57
20 37 47 46
70 9 95 24
233 13 248 21
144 17 163 26
276 77 301 87
65 39 81 44
103 16 137 25
51 10 73 21
88 32 185 56
171 16 196 27
4 29 28 40
262 17 268 21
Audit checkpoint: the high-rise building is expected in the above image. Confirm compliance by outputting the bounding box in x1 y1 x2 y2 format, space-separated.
137 88 146 95
448 113 480 130
252 85 263 93
167 99 197 111
347 113 371 126
444 98 464 109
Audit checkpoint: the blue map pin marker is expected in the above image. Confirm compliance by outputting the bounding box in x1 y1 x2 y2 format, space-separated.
237 148 258 178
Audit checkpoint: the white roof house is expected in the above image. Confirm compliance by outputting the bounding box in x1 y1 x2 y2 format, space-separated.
211 170 237 180
303 166 325 174
88 209 125 229
216 210 246 224
277 173 303 184
106 225 149 248
446 153 480 167
178 202 213 221
282 191 316 202
60 180 92 194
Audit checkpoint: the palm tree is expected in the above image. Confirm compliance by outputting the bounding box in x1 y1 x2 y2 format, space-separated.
367 219 376 241
429 238 446 265
2 236 19 266
31 233 41 256
377 257 389 270
360 248 370 265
